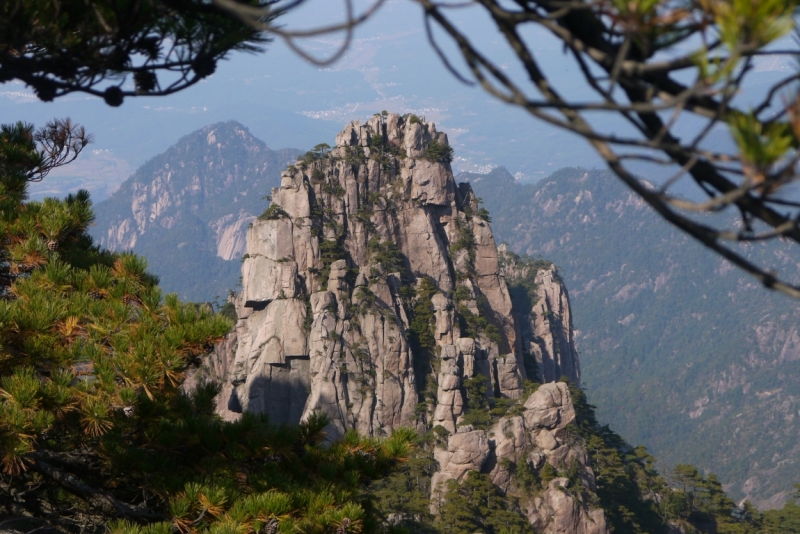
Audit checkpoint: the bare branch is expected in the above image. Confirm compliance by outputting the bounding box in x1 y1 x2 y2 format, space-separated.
29 119 92 182
417 0 800 298
211 0 389 66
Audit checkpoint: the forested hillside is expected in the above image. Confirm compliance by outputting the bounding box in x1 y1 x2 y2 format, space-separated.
466 167 800 508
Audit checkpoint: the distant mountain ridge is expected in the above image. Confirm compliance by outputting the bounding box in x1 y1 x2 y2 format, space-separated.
90 121 302 301
91 122 800 508
464 166 800 508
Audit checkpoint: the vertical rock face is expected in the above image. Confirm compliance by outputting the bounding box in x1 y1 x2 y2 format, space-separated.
500 244 581 384
215 114 528 438
531 268 580 384
200 115 603 533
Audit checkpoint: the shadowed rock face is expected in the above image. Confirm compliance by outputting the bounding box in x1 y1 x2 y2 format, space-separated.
190 116 604 532
499 244 581 385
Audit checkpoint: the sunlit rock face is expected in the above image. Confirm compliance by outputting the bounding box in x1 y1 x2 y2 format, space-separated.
213 115 527 435
189 115 603 532
431 382 607 534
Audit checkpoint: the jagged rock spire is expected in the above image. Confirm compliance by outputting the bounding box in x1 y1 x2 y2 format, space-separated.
187 114 604 533
216 114 526 437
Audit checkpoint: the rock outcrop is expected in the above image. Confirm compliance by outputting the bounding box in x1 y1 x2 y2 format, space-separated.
199 115 605 533
500 244 581 384
214 114 528 437
431 382 606 534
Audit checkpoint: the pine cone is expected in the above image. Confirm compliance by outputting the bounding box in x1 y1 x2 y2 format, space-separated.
263 518 279 534
337 518 351 534
123 406 135 418
2 236 11 246
88 290 103 301
122 294 140 306
47 239 58 251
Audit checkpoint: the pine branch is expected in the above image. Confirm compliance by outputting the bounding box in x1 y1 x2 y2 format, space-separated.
29 454 165 522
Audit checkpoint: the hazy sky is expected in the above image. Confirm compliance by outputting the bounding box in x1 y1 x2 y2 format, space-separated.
1 0 791 200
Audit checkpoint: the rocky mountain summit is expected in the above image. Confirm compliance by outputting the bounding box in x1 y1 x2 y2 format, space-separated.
90 121 301 301
190 115 605 531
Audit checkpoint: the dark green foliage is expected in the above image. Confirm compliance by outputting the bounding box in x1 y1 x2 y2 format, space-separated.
763 486 800 533
569 379 766 533
0 121 412 532
436 471 533 534
318 238 346 288
513 457 539 495
219 301 237 322
0 0 273 104
460 376 528 430
449 218 475 257
459 376 492 429
300 143 332 165
456 304 501 344
354 286 378 314
322 180 346 197
539 462 558 486
368 132 401 173
476 207 492 222
566 381 669 534
258 203 289 220
409 277 438 407
100 411 413 534
312 167 326 182
344 145 367 169
354 208 374 226
491 396 525 418
452 285 471 302
368 237 406 274
407 114 421 124
409 277 437 355
424 141 454 164
371 430 439 533
663 464 764 534
300 293 314 332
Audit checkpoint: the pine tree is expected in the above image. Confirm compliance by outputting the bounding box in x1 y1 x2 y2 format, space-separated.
436 472 532 534
763 485 800 533
0 120 412 533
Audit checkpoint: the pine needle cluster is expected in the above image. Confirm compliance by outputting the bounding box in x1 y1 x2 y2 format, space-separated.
0 121 412 533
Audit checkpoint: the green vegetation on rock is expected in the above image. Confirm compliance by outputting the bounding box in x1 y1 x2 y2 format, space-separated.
0 120 412 532
424 141 454 164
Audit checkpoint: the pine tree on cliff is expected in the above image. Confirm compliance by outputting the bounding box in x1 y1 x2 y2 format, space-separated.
0 120 411 533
